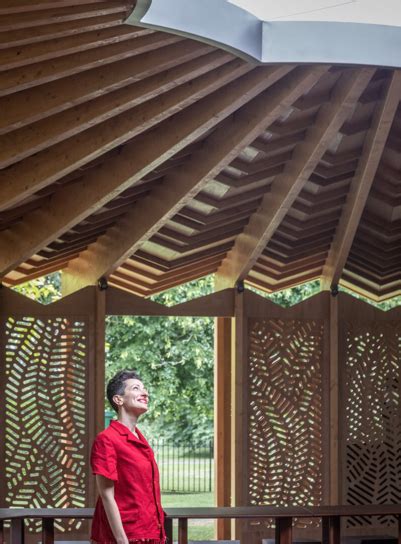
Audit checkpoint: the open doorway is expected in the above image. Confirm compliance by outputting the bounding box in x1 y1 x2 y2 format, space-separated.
105 277 215 541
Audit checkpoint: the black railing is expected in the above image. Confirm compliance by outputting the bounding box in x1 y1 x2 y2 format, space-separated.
149 438 214 493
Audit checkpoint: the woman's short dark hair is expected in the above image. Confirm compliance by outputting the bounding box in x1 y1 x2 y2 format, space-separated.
107 369 142 413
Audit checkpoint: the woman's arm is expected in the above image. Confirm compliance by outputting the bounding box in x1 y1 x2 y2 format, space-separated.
96 474 129 544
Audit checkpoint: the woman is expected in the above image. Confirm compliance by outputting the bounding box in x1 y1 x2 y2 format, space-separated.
90 369 166 544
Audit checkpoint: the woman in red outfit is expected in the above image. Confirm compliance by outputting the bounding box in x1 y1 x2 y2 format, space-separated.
90 369 167 544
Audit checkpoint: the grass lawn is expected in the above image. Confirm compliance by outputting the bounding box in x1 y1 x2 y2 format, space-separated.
154 444 216 540
162 491 214 508
162 492 215 541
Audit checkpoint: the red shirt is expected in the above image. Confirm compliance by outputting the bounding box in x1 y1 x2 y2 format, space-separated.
90 420 166 543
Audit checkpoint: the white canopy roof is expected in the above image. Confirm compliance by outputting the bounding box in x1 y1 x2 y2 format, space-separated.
231 0 401 25
127 0 401 67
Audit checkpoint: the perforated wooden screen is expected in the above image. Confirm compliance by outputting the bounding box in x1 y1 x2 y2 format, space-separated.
235 291 330 543
0 287 103 542
339 295 401 535
3 285 401 544
248 318 325 515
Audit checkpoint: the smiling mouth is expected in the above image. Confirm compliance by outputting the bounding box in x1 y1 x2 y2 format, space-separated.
138 398 148 404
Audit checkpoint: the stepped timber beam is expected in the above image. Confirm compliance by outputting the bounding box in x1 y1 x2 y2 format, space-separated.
0 45 226 172
0 26 174 97
321 71 401 291
0 25 152 73
0 62 293 278
0 46 236 211
214 67 375 291
0 40 212 135
61 65 327 295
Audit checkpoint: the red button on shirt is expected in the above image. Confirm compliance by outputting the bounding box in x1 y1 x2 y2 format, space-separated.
90 420 166 544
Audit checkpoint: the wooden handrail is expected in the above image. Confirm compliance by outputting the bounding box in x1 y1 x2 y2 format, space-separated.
0 506 401 544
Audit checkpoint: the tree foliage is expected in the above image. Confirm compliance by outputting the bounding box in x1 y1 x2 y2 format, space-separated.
13 274 61 304
259 279 321 307
106 277 214 442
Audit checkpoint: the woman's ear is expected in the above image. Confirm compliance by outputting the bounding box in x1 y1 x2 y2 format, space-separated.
113 394 123 408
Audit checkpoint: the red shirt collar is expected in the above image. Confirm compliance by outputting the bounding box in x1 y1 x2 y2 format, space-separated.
110 419 151 448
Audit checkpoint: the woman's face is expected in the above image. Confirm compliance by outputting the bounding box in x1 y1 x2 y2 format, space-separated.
116 378 149 415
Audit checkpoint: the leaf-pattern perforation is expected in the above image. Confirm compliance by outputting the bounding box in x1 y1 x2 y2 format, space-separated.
248 318 324 530
4 316 88 534
343 322 401 529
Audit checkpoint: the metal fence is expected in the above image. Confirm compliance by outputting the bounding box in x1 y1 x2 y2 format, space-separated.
105 412 214 493
149 438 214 493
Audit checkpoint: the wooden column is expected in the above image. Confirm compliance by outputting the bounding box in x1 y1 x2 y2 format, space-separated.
88 286 107 509
231 290 249 543
178 518 188 544
94 288 106 436
164 517 173 544
275 517 293 544
322 516 340 544
10 518 24 544
42 518 54 544
214 317 232 540
329 295 339 504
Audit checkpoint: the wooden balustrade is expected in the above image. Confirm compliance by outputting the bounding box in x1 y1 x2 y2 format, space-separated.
1 506 401 544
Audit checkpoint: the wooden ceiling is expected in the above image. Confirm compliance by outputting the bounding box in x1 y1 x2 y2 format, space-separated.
1 0 401 301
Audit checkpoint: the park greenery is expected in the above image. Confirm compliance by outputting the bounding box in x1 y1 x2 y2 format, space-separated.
106 276 215 442
13 271 401 443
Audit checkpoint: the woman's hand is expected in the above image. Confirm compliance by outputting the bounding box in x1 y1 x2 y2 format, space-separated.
95 475 129 544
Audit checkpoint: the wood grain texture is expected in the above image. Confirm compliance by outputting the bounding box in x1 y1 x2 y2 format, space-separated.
0 1 401 300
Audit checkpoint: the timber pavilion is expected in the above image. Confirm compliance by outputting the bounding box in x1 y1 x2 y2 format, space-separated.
1 1 401 544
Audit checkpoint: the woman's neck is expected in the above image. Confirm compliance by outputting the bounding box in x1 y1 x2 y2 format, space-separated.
118 412 139 435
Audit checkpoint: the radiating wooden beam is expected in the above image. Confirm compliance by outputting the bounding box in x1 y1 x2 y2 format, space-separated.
0 64 292 278
0 50 230 171
0 25 147 71
0 40 211 135
60 65 328 293
0 55 246 211
1 31 179 96
0 2 127 25
0 13 124 48
214 67 375 290
321 70 401 290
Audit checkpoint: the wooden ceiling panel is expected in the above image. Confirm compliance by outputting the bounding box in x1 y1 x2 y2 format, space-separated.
2 3 401 300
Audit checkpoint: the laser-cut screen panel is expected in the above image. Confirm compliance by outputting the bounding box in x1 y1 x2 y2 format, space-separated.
3 316 89 534
248 318 325 529
342 321 401 530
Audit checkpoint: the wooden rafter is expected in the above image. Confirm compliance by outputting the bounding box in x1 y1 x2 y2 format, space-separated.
0 49 230 171
0 64 292 278
60 65 328 294
1 31 178 97
0 1 131 18
0 40 211 135
2 1 401 301
0 15 126 48
0 56 246 211
214 67 375 290
321 71 401 290
0 25 150 71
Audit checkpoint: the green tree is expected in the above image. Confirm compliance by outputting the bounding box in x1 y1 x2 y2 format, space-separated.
12 273 61 304
106 277 214 442
259 279 321 307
